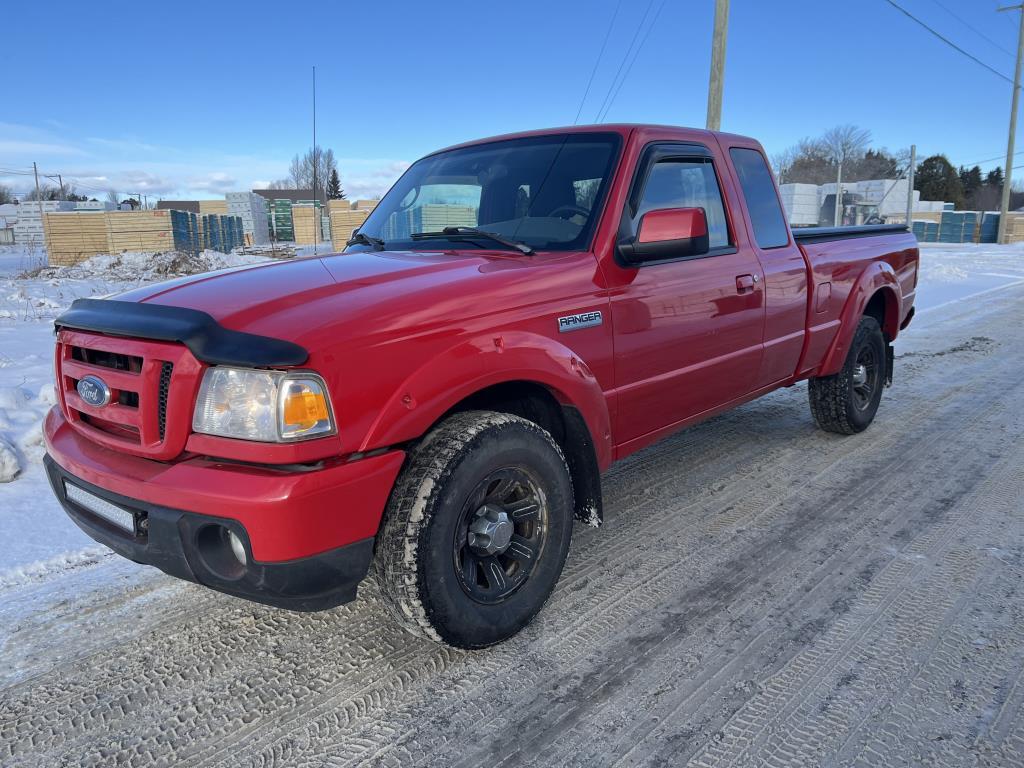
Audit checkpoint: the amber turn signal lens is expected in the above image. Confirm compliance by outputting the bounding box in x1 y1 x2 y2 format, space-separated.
282 390 329 429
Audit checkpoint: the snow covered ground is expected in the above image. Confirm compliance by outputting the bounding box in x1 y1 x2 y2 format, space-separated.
0 245 275 581
2 241 1024 766
915 243 1024 313
0 242 1021 581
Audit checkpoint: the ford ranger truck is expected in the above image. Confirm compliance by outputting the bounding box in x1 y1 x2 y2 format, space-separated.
44 125 919 648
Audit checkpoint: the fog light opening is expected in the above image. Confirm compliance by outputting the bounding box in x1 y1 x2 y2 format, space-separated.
195 524 248 581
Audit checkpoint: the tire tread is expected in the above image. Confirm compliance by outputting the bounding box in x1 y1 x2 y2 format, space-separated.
808 317 885 435
373 410 570 646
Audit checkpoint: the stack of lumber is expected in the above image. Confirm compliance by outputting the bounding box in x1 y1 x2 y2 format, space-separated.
106 210 176 253
269 199 295 241
980 212 1000 243
329 208 370 249
911 220 939 242
412 204 477 232
44 212 111 266
328 199 351 211
43 210 198 265
198 200 228 216
1002 212 1024 243
292 204 321 244
938 211 979 244
353 199 378 211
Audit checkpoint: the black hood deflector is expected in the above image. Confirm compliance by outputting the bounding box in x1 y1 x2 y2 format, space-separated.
55 299 309 368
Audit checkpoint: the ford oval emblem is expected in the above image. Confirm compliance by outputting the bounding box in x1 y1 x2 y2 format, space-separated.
77 375 112 407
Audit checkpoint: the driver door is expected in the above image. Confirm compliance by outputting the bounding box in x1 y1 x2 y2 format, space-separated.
611 143 765 446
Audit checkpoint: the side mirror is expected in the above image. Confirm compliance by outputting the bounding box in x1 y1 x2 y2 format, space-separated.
618 207 710 263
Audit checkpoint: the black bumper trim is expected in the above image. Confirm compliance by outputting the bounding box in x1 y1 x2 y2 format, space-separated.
44 455 373 612
55 298 308 368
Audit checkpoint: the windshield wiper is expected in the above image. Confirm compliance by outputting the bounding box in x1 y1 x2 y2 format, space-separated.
410 226 534 254
346 231 386 250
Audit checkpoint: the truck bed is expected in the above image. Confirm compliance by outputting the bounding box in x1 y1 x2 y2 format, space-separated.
793 225 918 379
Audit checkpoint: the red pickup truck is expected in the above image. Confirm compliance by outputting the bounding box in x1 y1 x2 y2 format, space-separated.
44 124 918 648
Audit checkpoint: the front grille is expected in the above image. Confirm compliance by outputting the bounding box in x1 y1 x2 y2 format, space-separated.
71 345 142 372
56 329 202 461
158 362 174 440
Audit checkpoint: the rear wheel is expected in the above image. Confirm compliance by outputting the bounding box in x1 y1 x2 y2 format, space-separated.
374 411 573 648
808 316 886 435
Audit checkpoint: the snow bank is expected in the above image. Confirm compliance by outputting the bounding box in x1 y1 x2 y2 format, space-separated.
0 437 19 482
0 245 281 575
28 249 273 282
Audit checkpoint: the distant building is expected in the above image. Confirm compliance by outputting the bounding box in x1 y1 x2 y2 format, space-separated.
156 201 201 213
252 189 316 203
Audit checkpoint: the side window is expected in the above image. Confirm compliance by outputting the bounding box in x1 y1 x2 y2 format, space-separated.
636 159 730 248
729 147 789 249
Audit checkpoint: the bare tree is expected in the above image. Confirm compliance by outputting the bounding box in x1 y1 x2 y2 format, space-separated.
267 178 295 190
770 147 797 183
0 184 13 205
24 184 61 201
822 125 871 166
106 189 120 206
286 146 339 202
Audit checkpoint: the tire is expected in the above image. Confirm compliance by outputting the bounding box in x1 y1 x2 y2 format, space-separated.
808 316 887 435
374 411 574 648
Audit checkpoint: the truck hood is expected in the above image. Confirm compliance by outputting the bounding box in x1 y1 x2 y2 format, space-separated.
114 250 534 351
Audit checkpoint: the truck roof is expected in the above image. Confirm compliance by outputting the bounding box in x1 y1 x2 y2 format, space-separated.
429 123 761 157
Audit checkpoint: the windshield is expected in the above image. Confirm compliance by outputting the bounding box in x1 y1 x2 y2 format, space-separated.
348 133 621 253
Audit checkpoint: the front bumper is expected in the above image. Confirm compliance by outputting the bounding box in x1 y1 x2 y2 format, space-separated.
44 406 405 611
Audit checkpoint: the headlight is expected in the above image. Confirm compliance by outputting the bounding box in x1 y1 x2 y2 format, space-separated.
192 367 335 442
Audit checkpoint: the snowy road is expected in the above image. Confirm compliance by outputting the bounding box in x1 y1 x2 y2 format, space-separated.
2 245 1024 766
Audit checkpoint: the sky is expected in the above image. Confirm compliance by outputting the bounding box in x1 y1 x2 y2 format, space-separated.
2 0 1022 201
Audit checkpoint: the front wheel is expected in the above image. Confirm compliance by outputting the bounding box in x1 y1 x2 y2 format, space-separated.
374 411 574 648
808 316 887 435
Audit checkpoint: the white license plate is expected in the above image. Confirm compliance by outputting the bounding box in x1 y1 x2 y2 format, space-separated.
64 482 136 533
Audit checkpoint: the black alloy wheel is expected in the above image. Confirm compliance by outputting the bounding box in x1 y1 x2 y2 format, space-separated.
453 467 548 604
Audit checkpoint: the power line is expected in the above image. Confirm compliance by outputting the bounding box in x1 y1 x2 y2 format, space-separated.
592 0 657 123
882 0 1016 86
958 148 1024 166
574 0 624 124
597 0 670 123
926 0 1016 58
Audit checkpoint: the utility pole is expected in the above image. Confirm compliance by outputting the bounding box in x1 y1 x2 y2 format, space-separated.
906 144 916 228
834 162 843 227
33 162 45 249
312 64 318 250
998 4 1024 244
705 0 730 131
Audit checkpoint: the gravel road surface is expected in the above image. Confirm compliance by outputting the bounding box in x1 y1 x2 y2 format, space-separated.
2 281 1023 767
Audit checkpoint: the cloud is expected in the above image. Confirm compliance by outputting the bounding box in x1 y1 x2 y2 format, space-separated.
0 121 411 200
336 159 411 199
86 136 169 155
186 172 239 194
0 140 86 156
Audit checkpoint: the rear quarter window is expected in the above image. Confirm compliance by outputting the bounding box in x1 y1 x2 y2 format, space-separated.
729 147 790 249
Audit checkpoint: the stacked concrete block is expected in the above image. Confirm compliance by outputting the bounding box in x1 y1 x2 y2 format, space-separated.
15 200 73 245
226 192 270 245
778 183 819 226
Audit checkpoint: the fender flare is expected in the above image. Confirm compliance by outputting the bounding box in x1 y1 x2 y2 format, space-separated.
818 263 902 376
359 331 614 469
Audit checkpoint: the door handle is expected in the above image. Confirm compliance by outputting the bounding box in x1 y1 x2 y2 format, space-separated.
735 274 756 292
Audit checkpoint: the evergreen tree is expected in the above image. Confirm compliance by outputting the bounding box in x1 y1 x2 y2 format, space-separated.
958 165 983 197
327 168 346 200
986 167 1004 190
916 155 964 208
